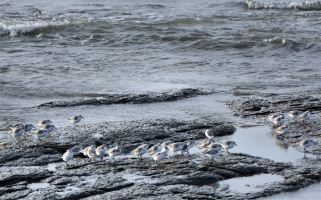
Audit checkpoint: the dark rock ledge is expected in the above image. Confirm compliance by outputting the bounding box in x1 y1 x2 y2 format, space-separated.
1 118 321 199
36 88 214 108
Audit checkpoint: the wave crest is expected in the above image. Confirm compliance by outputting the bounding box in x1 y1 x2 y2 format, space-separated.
0 13 90 37
243 0 321 10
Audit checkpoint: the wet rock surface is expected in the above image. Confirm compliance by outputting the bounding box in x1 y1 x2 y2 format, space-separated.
1 93 321 199
36 88 214 108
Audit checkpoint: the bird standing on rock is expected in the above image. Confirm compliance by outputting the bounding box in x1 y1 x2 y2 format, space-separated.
96 144 109 161
61 150 73 167
205 129 215 140
106 145 122 159
130 145 148 159
68 115 84 125
204 148 222 161
297 139 314 155
37 120 52 127
274 124 289 134
299 111 311 122
220 140 237 154
9 125 26 142
287 111 302 120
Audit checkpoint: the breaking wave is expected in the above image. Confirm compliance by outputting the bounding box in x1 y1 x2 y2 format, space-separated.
243 0 321 10
0 13 91 37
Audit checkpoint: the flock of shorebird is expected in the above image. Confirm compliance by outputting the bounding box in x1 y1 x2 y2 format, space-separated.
8 115 84 142
7 114 238 167
8 110 315 167
268 110 315 155
61 128 238 167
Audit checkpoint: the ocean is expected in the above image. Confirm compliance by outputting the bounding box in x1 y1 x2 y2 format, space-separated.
1 0 321 198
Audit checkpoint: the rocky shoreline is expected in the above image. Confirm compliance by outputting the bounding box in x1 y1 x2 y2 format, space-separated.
1 93 321 199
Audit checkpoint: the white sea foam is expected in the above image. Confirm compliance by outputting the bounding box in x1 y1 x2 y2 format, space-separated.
0 13 90 37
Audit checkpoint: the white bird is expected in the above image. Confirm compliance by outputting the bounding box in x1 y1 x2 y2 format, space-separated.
204 129 214 140
198 140 212 150
68 145 83 155
299 111 311 122
297 139 314 154
206 143 223 150
37 120 52 127
220 140 237 154
274 124 289 134
160 141 173 156
287 111 302 119
68 115 84 125
148 143 162 155
87 145 98 160
106 145 121 159
167 142 184 155
204 148 222 161
31 129 49 140
130 145 148 159
9 126 25 141
151 152 166 163
61 150 73 167
96 144 109 161
181 140 197 155
81 145 96 157
268 113 283 122
17 124 35 132
271 115 285 125
41 124 56 133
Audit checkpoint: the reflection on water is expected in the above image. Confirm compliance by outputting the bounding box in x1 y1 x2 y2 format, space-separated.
260 181 321 200
218 173 283 193
226 125 316 163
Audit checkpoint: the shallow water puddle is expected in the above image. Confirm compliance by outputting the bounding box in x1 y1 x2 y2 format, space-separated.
226 125 315 163
218 173 283 193
260 181 321 200
28 182 50 190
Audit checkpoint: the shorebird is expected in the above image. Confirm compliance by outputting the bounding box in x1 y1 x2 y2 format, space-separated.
41 124 56 133
151 152 166 163
160 141 173 156
274 124 289 134
30 129 49 140
167 142 184 156
106 145 121 159
204 129 215 140
130 145 148 159
181 140 197 155
206 143 223 150
61 150 73 167
87 145 98 161
37 120 52 127
271 115 285 126
268 113 284 122
68 145 83 155
81 145 96 157
287 111 302 120
9 125 25 141
299 111 311 122
198 139 212 150
96 144 109 161
13 124 35 132
204 148 222 161
68 115 84 125
297 139 314 155
220 140 237 154
148 143 162 155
